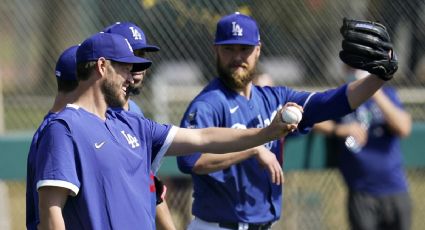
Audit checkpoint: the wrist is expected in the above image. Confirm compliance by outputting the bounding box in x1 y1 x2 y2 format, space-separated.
331 124 339 137
252 147 261 157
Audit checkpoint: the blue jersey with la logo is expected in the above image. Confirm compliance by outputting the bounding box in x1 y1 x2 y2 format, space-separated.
177 78 352 223
35 104 177 230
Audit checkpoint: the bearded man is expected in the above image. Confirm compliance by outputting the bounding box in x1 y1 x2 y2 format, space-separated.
177 12 394 230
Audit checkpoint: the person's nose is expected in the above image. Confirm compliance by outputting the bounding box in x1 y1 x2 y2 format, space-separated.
233 50 244 62
127 71 134 84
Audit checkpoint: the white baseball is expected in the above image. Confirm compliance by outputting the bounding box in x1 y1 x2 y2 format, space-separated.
281 106 302 124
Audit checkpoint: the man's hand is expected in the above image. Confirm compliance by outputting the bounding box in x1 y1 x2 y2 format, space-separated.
336 122 368 147
254 146 284 185
268 102 303 140
339 18 398 80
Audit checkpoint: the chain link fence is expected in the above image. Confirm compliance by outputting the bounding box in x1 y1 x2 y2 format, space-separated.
1 0 425 132
3 169 425 230
1 0 425 229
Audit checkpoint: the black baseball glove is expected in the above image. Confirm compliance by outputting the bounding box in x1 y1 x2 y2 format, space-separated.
339 18 398 80
154 176 166 205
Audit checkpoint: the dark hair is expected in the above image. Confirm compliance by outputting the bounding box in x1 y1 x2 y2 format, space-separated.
76 61 97 81
56 78 78 93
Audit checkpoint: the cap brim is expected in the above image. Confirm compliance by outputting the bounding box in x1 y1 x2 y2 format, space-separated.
214 40 259 46
132 62 152 72
133 44 160 52
111 56 152 72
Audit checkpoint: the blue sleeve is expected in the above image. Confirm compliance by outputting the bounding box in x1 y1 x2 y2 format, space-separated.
35 120 80 195
140 117 174 174
297 84 352 133
145 118 173 156
177 101 219 174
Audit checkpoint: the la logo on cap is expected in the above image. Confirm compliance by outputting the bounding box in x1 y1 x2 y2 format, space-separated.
129 27 142 40
232 22 243 36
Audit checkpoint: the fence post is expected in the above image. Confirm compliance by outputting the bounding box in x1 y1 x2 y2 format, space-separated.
0 181 11 230
0 77 4 134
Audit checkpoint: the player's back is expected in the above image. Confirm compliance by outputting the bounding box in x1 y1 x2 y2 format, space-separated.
26 112 57 230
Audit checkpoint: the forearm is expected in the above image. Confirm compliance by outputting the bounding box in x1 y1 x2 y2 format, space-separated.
167 127 278 156
193 148 260 174
155 201 177 230
347 75 385 109
313 121 337 136
38 187 68 230
373 90 412 137
38 206 65 230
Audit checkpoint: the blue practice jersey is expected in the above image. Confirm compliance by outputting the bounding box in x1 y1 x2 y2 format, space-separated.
119 100 161 220
26 112 56 230
177 78 352 223
337 87 409 195
35 104 178 229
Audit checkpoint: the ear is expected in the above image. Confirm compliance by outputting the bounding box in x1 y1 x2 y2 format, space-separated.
213 45 218 55
96 57 108 78
255 42 262 59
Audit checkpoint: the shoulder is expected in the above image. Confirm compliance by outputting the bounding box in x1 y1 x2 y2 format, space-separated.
51 104 91 131
252 84 297 104
196 80 228 101
189 79 230 109
36 112 58 134
128 100 144 116
109 108 145 122
254 84 294 96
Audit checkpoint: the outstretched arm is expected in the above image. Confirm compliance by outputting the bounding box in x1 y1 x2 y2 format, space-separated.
166 105 298 156
340 18 398 109
156 201 176 230
346 75 385 109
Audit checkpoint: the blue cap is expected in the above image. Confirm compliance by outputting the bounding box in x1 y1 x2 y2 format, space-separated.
77 33 152 72
103 22 160 52
55 45 78 81
214 12 260 46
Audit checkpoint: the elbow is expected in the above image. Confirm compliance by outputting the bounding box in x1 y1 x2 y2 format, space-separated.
192 163 210 175
398 114 413 138
392 121 412 138
397 126 412 138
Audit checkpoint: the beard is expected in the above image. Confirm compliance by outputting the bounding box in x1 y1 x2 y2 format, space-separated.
101 77 125 108
217 56 257 90
128 72 144 96
128 85 141 96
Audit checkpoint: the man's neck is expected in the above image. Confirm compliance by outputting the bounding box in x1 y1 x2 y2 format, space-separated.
50 91 77 113
123 95 130 111
73 80 108 120
233 82 252 99
220 78 253 99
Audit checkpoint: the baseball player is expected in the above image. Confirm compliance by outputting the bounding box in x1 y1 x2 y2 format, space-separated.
314 68 412 230
103 21 176 230
176 13 398 229
26 45 79 230
34 32 297 229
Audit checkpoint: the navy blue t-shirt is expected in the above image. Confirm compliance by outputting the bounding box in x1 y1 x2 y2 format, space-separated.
337 87 409 195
